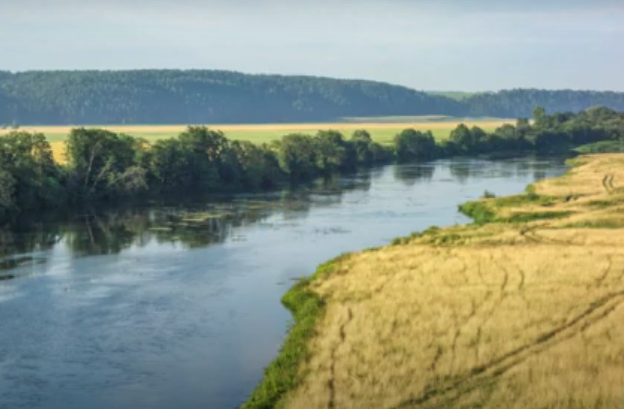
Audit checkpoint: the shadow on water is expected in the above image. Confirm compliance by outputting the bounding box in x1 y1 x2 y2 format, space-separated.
393 164 436 186
0 171 374 279
0 156 567 281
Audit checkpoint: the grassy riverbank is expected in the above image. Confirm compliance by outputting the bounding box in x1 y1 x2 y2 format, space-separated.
243 153 624 409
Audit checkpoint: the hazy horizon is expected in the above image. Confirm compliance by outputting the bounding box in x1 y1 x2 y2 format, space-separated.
1 0 623 92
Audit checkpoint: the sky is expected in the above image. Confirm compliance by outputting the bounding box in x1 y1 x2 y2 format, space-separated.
1 0 623 91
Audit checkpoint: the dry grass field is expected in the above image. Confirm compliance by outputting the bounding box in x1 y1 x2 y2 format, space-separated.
274 154 624 409
1 119 512 164
50 141 66 164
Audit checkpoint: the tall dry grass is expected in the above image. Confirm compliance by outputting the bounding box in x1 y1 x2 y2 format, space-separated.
282 154 624 409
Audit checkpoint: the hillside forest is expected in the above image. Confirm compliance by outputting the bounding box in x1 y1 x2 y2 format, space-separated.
2 71 624 125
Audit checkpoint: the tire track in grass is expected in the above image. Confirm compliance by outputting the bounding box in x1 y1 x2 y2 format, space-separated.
392 289 624 409
327 307 353 409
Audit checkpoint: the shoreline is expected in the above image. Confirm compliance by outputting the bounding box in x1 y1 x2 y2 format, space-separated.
242 153 624 409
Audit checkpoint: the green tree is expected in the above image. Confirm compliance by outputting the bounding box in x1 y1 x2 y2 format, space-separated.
449 124 476 153
277 134 318 181
178 126 237 185
231 141 284 189
350 130 374 165
66 128 147 200
0 131 64 213
0 167 16 219
150 136 220 194
533 106 547 127
393 129 436 162
314 130 353 173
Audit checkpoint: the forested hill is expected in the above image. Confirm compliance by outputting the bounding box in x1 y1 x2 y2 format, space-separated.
464 89 624 118
0 70 461 125
1 70 624 124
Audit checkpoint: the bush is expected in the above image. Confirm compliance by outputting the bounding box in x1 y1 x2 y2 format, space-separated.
483 190 497 199
458 201 496 224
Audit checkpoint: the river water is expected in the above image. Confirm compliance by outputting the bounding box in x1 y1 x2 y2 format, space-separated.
0 157 567 409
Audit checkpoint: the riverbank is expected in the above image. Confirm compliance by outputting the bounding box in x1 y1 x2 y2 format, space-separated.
243 153 624 409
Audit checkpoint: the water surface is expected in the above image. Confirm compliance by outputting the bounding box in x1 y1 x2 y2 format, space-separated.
0 157 567 409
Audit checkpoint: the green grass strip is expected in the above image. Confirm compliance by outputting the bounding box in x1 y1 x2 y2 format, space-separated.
241 258 344 409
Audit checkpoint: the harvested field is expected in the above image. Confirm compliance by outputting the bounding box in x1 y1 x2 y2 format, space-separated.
50 141 66 164
0 120 511 144
255 154 624 409
17 119 510 164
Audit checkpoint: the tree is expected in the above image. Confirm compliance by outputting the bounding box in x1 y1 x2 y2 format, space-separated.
230 141 284 189
533 106 547 127
66 128 147 200
314 130 353 173
350 130 375 165
529 130 571 152
277 133 319 181
150 138 219 194
393 129 436 162
449 124 476 153
470 126 487 145
0 131 64 212
351 129 372 144
0 166 16 218
491 123 530 151
369 143 394 163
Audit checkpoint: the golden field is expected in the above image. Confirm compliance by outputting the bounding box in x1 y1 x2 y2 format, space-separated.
0 121 510 137
1 120 513 164
278 154 624 409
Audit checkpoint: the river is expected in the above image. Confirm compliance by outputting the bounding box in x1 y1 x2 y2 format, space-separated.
0 157 567 409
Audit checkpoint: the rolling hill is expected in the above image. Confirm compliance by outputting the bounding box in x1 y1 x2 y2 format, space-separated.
1 70 624 125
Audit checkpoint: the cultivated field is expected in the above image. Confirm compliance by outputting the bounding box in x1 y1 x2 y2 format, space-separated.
272 154 624 409
0 119 512 164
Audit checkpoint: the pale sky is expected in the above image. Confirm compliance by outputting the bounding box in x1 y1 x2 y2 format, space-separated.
1 0 623 91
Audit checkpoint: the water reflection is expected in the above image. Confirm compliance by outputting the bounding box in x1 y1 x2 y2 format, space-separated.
1 158 563 265
448 161 473 183
0 157 569 409
0 174 375 279
0 156 567 282
393 164 436 186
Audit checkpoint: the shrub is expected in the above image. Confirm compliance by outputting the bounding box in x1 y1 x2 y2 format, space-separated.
483 190 497 199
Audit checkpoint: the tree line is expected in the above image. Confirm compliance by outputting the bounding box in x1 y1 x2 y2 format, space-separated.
1 106 623 226
2 71 624 125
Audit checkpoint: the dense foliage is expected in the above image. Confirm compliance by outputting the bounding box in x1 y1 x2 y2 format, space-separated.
0 126 393 224
0 70 461 124
0 106 622 226
2 71 624 125
464 89 624 118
